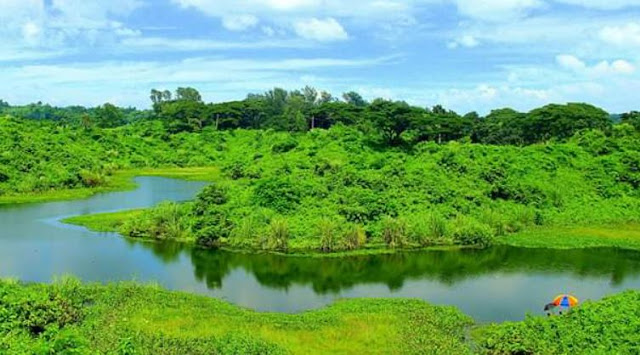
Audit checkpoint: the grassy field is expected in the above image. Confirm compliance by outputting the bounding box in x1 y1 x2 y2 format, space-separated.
0 167 218 205
0 279 472 354
2 279 638 354
500 224 640 251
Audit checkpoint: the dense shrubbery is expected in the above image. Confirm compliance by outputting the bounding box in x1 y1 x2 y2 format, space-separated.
0 280 475 354
82 124 639 252
478 291 640 354
2 279 639 354
2 93 640 252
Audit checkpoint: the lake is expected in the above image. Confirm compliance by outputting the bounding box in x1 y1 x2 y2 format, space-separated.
1 176 639 322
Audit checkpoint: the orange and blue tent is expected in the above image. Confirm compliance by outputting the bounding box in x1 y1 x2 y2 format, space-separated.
552 294 579 308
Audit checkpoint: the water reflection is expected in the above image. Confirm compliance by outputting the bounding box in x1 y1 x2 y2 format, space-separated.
130 240 640 294
2 176 639 322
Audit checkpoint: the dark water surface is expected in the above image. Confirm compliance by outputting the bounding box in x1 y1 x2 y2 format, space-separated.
1 177 639 322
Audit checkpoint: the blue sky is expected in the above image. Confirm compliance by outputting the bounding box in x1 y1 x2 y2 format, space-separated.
1 0 640 114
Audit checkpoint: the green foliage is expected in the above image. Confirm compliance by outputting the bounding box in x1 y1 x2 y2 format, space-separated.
0 280 475 354
407 212 449 246
252 177 303 213
263 218 289 252
451 216 495 248
2 96 640 254
342 224 367 250
120 202 193 241
382 217 407 248
317 218 341 252
477 291 640 354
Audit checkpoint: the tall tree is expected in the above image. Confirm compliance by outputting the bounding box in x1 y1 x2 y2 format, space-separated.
95 103 126 128
342 91 367 107
175 87 202 102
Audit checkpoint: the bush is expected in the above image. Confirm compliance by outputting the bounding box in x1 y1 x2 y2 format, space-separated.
0 279 86 337
271 138 298 153
262 218 289 252
253 177 302 213
382 217 407 248
342 224 367 250
450 216 494 248
121 202 192 241
194 184 228 215
317 218 341 252
408 212 448 246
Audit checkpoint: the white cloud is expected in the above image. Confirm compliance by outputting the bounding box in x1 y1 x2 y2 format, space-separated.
599 22 640 47
222 15 259 31
453 0 544 22
553 0 640 10
120 37 311 51
170 0 421 39
556 54 587 71
0 0 144 51
556 54 636 76
0 55 394 106
293 18 348 41
448 35 480 48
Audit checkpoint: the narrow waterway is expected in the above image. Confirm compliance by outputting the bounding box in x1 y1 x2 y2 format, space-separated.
1 176 639 322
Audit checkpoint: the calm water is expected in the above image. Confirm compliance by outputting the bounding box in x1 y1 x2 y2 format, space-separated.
1 176 639 322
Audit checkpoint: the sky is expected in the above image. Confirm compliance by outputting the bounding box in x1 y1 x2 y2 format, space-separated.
1 0 640 114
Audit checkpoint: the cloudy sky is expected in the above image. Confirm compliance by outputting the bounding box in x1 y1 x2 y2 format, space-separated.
1 0 640 114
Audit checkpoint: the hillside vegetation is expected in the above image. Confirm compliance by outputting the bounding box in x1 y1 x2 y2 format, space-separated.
2 88 640 252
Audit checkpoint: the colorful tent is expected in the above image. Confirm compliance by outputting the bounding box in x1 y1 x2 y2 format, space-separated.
552 294 579 308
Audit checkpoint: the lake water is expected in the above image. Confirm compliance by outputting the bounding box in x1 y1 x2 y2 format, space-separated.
1 176 639 322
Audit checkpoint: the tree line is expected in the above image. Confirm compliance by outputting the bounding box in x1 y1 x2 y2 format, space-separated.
2 87 639 146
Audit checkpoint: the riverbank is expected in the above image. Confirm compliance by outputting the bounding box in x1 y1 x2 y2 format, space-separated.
0 167 218 205
499 223 640 251
0 279 473 354
1 279 638 354
64 207 640 254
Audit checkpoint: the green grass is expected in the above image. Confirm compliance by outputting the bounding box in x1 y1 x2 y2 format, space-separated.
0 279 472 354
500 223 640 251
62 210 144 233
2 279 639 354
66 206 640 254
0 167 218 205
473 290 640 354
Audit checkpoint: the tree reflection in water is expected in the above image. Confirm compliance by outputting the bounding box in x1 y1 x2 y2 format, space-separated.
129 239 640 294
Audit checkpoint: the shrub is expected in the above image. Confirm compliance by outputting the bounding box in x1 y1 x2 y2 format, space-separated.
194 183 228 215
195 210 233 248
317 218 341 252
408 212 449 246
450 215 494 248
78 170 104 188
121 202 193 241
271 138 298 153
341 224 367 250
382 217 407 248
262 218 289 252
253 177 302 213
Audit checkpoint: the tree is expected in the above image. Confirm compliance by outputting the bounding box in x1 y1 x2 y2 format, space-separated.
175 87 202 102
94 103 126 128
526 103 611 143
368 99 422 145
621 111 640 131
473 108 527 145
342 91 367 107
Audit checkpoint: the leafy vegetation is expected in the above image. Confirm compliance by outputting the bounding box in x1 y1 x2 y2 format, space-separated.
476 291 640 354
501 224 640 250
2 279 639 354
0 279 472 354
59 124 640 253
2 87 640 253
